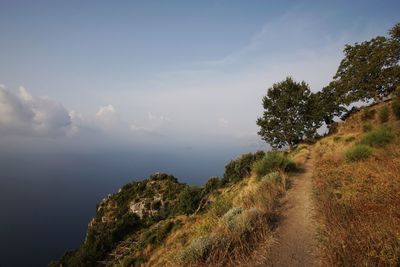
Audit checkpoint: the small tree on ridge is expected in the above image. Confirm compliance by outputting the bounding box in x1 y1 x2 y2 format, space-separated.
257 77 322 149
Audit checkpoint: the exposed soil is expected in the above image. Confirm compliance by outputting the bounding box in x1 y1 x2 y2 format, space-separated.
259 152 318 267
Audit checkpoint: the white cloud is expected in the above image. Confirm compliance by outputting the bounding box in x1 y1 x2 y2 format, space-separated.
0 86 74 137
96 104 117 123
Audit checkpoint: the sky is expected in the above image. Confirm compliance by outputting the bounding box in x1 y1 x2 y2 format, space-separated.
0 0 399 152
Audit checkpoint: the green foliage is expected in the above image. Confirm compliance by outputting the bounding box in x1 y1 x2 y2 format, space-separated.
53 173 188 266
58 212 143 267
390 23 400 41
262 171 283 185
361 108 376 121
174 187 203 215
257 77 326 149
252 151 296 178
362 123 373 132
178 235 218 264
221 151 265 185
345 144 373 162
330 23 400 104
379 106 390 123
139 220 175 249
392 87 400 120
209 197 232 218
316 86 347 125
360 127 394 147
203 176 221 194
222 207 244 225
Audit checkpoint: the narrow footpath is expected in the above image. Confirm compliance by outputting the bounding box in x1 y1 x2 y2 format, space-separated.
261 152 318 267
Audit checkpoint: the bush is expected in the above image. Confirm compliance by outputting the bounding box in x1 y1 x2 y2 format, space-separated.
262 171 283 185
345 145 373 162
203 176 221 195
252 151 296 177
362 123 373 132
174 187 203 215
392 98 400 120
221 151 265 184
222 207 244 228
223 208 255 236
209 197 232 218
379 106 390 123
361 107 375 121
178 235 218 264
139 220 175 249
360 127 394 147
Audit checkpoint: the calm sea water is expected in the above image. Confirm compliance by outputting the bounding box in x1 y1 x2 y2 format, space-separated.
0 146 250 267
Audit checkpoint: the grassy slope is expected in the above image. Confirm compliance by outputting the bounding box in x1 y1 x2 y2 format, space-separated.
103 151 307 266
313 100 400 266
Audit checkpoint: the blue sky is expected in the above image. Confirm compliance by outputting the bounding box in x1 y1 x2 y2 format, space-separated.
0 0 399 150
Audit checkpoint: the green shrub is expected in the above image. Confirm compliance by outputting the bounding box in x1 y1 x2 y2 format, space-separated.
360 127 394 147
209 197 232 218
379 106 390 123
174 187 203 215
203 176 221 195
345 145 373 162
362 123 373 132
252 151 296 177
222 207 244 227
139 220 175 249
361 107 375 121
178 235 218 264
223 208 254 235
262 171 283 185
392 98 400 120
221 151 265 184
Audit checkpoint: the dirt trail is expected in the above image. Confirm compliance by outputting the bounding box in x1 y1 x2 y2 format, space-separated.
260 152 318 267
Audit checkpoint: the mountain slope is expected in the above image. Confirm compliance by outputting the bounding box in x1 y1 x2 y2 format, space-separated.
313 100 400 266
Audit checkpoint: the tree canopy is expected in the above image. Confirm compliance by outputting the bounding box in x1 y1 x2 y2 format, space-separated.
330 23 400 104
256 77 323 149
257 23 399 149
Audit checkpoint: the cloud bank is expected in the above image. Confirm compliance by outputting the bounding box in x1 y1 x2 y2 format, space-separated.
0 86 176 144
0 86 74 137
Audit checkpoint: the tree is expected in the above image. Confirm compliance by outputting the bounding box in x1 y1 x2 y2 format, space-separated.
257 77 323 149
314 85 347 124
331 23 400 104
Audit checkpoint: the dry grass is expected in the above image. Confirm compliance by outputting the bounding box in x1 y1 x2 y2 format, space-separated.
173 174 287 266
290 144 310 165
313 101 400 266
142 167 295 267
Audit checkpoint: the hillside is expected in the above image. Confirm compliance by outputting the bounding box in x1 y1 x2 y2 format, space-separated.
51 148 309 266
313 100 400 266
51 100 400 267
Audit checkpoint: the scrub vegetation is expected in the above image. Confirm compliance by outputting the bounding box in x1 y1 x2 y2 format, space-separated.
313 101 400 266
